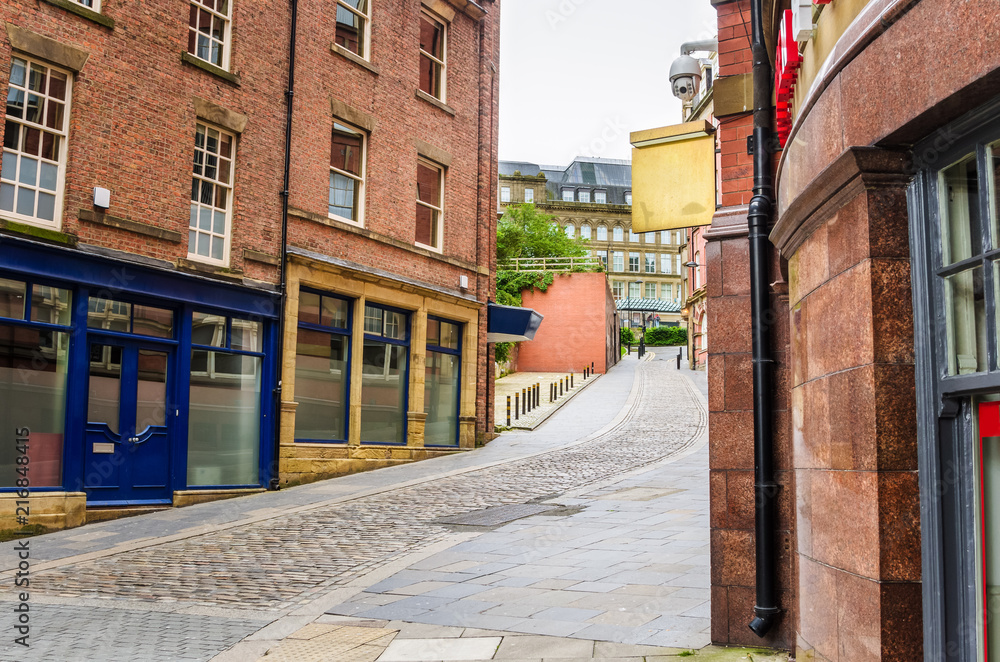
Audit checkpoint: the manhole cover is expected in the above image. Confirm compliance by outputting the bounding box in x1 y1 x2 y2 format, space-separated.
436 504 555 527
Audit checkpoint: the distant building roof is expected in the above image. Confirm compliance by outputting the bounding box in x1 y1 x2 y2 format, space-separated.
500 157 633 206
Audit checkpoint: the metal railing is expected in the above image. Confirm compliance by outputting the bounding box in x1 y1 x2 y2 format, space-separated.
499 257 601 272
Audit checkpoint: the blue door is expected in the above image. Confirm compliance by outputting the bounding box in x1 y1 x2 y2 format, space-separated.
84 341 173 504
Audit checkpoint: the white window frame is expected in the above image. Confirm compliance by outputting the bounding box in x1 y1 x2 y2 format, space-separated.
629 228 639 243
1 56 72 229
594 190 607 204
71 0 102 10
500 186 511 203
644 283 656 299
524 188 534 203
329 120 367 227
661 230 670 243
625 192 632 205
564 224 575 238
562 189 574 202
578 189 591 203
645 254 655 273
628 252 639 273
188 0 233 71
662 283 673 300
415 158 444 252
596 224 607 241
612 281 624 299
580 224 592 240
419 9 448 102
628 282 641 298
661 254 671 274
189 122 235 266
334 0 372 60
612 251 624 272
613 226 623 242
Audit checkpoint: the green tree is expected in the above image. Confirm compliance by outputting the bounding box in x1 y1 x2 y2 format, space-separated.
497 203 588 264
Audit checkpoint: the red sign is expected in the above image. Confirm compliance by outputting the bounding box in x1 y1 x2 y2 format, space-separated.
774 10 801 147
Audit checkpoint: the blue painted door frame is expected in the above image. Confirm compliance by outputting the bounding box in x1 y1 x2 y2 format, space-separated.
84 338 174 505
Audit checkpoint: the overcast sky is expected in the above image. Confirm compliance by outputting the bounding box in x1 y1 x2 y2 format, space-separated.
498 0 718 167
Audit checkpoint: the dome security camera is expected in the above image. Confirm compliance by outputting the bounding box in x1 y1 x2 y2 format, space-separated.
669 54 702 103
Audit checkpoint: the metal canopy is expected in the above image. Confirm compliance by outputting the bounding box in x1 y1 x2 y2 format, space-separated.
486 303 544 342
615 298 682 313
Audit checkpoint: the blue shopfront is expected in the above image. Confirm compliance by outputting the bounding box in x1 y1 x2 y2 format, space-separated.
0 237 278 517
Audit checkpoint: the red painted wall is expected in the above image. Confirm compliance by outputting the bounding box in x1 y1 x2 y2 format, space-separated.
517 273 615 374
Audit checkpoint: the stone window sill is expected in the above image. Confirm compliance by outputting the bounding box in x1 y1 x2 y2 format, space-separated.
331 44 380 75
416 89 456 116
41 0 115 28
181 52 240 86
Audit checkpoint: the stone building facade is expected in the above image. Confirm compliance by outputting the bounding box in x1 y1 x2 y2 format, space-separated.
704 0 1000 660
0 0 499 530
499 158 685 329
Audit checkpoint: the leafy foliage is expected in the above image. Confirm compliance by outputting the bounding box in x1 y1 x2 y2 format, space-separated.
620 327 636 346
497 204 588 263
644 326 688 346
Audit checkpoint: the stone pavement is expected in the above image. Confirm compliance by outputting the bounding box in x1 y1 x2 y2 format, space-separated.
493 369 597 429
0 355 784 661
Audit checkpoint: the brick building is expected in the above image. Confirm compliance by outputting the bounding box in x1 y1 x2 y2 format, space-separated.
702 0 1000 660
499 158 685 328
0 0 499 529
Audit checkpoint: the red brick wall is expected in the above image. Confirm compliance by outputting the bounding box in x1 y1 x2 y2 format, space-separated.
517 273 614 375
1 0 290 284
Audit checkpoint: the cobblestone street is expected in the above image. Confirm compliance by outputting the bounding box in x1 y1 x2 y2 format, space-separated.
0 355 737 661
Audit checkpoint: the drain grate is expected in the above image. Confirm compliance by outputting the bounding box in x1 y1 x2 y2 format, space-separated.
436 503 555 527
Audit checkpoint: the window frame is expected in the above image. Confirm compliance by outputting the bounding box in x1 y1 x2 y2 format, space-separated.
524 188 534 203
612 251 624 272
418 9 448 102
613 226 623 242
596 224 607 241
71 0 102 11
188 122 235 266
580 223 592 241
908 99 1000 662
415 158 445 251
1 56 73 229
594 190 607 204
500 186 511 203
329 119 367 227
628 252 639 273
578 189 591 203
424 315 462 448
188 0 233 71
294 289 353 444
334 0 372 60
562 188 574 202
360 301 411 445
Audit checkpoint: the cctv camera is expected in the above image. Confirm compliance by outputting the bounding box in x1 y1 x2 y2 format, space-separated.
669 54 702 103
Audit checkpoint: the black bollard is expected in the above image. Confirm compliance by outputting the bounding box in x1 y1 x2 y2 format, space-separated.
515 393 519 420
571 373 574 388
506 396 511 427
677 349 681 369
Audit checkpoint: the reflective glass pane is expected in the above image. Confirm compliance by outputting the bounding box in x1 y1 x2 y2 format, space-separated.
132 305 174 338
438 320 460 350
364 305 382 334
298 291 321 326
135 350 168 433
0 278 26 320
321 296 349 329
331 124 363 176
88 343 121 434
0 325 67 487
383 311 405 340
231 318 260 351
30 284 71 326
335 3 365 56
360 340 407 444
941 153 983 266
294 329 348 441
992 141 1000 249
946 267 987 375
87 297 131 332
188 351 261 486
192 311 226 347
424 351 459 446
415 204 437 247
426 318 440 347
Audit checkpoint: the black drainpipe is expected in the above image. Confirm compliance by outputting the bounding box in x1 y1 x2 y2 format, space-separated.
270 0 298 490
746 0 780 637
